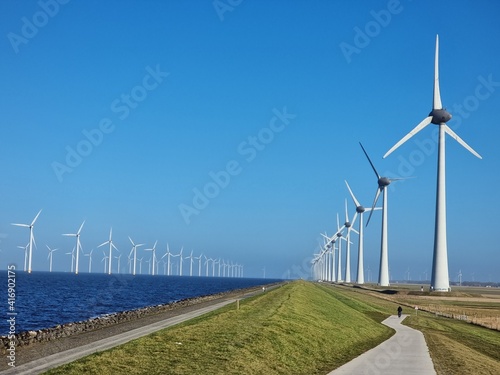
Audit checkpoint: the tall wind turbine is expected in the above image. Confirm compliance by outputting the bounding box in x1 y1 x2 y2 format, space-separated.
98 228 118 275
62 221 85 275
128 237 144 276
145 241 158 275
12 209 42 273
383 35 482 292
360 142 401 287
17 244 29 272
342 199 359 283
84 249 94 273
161 244 172 276
186 250 194 277
46 245 58 272
345 180 381 284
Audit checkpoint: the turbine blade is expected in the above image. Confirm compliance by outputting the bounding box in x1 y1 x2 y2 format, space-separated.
77 221 85 235
97 241 108 248
11 223 29 228
444 125 482 159
383 116 433 158
351 212 359 228
344 198 349 223
433 35 442 110
129 236 135 246
359 142 380 179
31 209 42 226
366 188 382 226
345 180 360 207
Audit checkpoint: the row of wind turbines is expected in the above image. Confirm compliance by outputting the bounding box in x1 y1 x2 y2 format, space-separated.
12 214 244 277
313 35 482 292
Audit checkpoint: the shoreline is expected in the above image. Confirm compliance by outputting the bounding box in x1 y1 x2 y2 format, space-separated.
1 282 281 371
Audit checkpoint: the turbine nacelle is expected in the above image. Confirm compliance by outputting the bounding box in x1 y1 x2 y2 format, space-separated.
355 205 365 214
429 108 452 124
378 177 391 188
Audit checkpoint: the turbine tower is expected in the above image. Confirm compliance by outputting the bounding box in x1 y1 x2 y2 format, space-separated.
46 245 58 272
345 180 381 284
360 142 401 287
128 236 144 276
62 221 85 275
383 35 482 292
12 209 42 274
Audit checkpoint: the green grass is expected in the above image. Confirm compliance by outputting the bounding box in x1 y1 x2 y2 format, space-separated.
45 281 393 375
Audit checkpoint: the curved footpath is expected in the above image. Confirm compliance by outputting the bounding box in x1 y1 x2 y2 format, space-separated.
329 314 436 375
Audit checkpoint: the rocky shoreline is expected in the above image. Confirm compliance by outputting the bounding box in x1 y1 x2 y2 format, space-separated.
1 288 246 353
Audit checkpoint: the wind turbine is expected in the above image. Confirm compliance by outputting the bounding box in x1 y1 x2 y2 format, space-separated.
383 35 482 292
145 241 158 275
66 247 75 272
345 180 381 284
12 209 42 273
342 199 359 283
138 257 144 275
102 251 108 273
186 250 194 277
17 244 29 272
46 245 58 272
84 249 94 273
98 228 118 275
62 221 85 275
360 142 401 287
196 253 203 276
128 237 144 276
161 244 172 276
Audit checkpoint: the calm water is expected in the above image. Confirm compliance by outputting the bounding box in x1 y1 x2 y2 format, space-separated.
1 271 281 335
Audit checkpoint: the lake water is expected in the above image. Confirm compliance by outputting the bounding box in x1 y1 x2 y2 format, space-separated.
1 271 281 335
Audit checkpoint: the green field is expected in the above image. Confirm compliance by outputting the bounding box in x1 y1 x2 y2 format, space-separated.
45 281 393 374
45 281 500 375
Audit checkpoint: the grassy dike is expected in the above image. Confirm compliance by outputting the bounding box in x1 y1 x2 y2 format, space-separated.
45 281 393 374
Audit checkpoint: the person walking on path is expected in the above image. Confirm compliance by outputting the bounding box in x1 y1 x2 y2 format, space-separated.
397 305 403 318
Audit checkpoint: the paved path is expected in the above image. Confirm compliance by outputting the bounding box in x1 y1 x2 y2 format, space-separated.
1 299 237 375
328 315 436 375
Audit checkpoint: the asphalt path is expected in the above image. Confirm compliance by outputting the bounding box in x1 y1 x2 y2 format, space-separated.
328 314 436 375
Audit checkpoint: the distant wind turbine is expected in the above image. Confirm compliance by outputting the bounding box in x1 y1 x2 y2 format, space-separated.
186 250 194 277
84 249 94 273
128 237 144 276
98 228 118 275
383 35 482 292
161 244 172 276
62 221 85 275
145 241 158 276
345 180 381 284
342 199 359 283
46 245 58 272
17 244 29 272
12 209 42 273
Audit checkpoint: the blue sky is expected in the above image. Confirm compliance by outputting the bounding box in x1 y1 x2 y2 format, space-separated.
1 0 499 281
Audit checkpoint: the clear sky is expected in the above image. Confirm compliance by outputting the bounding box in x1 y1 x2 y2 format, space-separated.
1 0 499 281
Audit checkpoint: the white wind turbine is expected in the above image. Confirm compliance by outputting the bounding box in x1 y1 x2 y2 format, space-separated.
177 247 184 276
115 254 122 274
342 199 359 283
345 180 381 284
66 247 75 272
12 209 42 273
84 249 94 273
186 250 194 277
102 251 108 273
196 253 203 276
46 245 58 272
360 142 402 287
161 244 172 276
128 237 144 276
17 244 29 272
205 256 212 276
145 241 158 275
62 221 85 275
138 257 144 275
383 35 482 292
98 228 118 275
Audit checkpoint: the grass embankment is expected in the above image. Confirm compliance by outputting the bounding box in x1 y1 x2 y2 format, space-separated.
45 281 393 375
